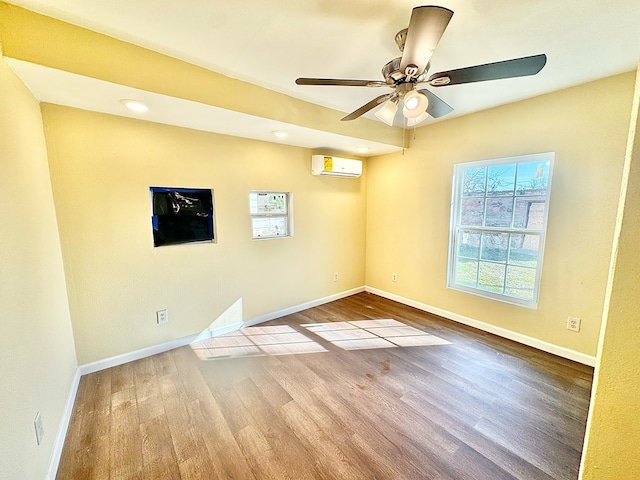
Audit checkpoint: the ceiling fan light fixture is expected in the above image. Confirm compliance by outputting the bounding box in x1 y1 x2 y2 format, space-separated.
374 99 398 126
402 90 428 118
406 111 429 127
405 96 419 110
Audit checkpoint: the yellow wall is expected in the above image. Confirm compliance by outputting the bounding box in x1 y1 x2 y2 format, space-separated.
42 104 367 364
365 72 636 357
0 2 402 148
0 57 77 479
579 65 640 479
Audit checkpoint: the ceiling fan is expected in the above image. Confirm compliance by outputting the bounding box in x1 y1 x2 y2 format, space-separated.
296 5 546 127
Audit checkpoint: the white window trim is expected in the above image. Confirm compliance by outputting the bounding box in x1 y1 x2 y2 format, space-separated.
249 191 293 240
447 152 554 309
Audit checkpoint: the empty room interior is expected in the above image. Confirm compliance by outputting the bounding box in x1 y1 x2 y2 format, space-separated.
1 1 639 479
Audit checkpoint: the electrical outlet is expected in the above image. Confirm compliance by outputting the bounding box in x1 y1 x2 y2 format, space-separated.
34 412 44 445
392 273 398 282
567 316 581 332
157 309 168 325
333 272 339 282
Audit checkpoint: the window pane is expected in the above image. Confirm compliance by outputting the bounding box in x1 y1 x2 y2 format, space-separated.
252 217 287 238
516 161 549 195
460 198 484 226
484 198 514 227
486 164 515 196
455 258 478 287
509 234 539 267
462 167 486 196
505 266 536 300
249 192 287 215
481 233 509 262
449 153 553 307
457 230 481 259
513 198 546 229
478 262 506 293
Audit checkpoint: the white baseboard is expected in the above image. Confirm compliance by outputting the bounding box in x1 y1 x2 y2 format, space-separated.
77 284 594 373
365 286 596 367
243 286 365 327
78 334 200 375
78 286 365 375
192 321 245 342
46 367 81 480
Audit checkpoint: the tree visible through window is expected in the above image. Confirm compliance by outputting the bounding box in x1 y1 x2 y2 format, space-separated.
448 153 554 308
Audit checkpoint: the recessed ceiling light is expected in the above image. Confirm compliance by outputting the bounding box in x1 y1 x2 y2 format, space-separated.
120 99 148 113
271 130 288 138
356 146 370 154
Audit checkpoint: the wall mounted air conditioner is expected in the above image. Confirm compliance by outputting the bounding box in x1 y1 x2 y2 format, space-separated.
311 155 362 178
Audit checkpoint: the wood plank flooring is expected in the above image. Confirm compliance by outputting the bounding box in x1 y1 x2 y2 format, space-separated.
56 292 593 479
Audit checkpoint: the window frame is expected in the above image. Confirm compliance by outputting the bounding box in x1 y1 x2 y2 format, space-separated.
447 152 554 309
249 191 293 240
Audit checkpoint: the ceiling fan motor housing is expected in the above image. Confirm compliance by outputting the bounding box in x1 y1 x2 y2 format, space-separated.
382 58 404 83
383 57 432 85
395 28 408 51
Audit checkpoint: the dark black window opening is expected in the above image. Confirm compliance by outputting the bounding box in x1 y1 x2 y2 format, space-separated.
150 187 214 247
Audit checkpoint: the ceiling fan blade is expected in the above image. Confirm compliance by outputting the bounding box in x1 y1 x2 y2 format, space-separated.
400 6 454 79
296 78 387 87
427 54 547 87
417 89 453 118
341 93 394 121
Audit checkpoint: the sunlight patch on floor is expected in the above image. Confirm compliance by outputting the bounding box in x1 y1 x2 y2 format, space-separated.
191 325 327 360
190 319 451 360
302 319 451 350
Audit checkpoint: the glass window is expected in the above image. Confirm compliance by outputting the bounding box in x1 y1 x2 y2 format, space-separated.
447 153 554 308
150 187 215 247
249 191 292 239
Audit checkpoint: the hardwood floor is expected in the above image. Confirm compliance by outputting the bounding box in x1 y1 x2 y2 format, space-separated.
56 292 593 479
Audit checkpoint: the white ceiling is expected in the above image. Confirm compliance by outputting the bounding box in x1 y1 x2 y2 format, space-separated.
5 0 640 155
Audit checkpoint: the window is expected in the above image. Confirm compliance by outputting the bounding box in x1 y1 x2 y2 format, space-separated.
150 187 215 247
447 153 554 308
249 191 292 239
